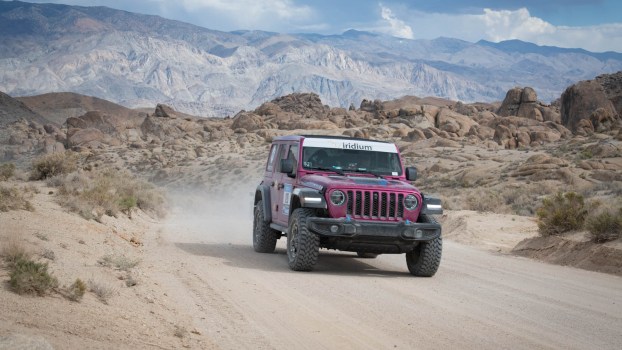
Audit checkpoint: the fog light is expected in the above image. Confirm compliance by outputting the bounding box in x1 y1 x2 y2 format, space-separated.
415 229 423 239
330 225 339 233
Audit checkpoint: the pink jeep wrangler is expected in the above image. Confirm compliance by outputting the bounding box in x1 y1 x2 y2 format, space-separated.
253 135 442 276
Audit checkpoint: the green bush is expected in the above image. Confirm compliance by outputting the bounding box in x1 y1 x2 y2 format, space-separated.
31 152 78 180
536 192 587 236
585 207 622 243
9 258 58 296
0 163 15 180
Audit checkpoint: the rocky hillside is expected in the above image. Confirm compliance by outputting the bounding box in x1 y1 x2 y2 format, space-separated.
1 1 621 116
1 72 619 206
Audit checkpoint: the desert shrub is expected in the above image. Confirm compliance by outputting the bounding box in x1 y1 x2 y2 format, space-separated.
98 253 140 271
585 207 622 243
55 169 166 219
0 163 15 181
31 151 78 180
0 186 34 212
9 258 58 296
88 280 116 304
66 278 87 301
1 238 31 267
536 192 587 236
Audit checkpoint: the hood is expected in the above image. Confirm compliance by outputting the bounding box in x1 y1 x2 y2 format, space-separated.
300 174 417 192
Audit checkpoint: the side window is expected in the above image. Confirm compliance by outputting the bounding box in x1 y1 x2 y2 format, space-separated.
288 145 299 175
266 144 279 172
276 143 288 172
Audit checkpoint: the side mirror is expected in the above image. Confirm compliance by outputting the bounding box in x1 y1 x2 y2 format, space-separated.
406 167 417 181
280 158 295 177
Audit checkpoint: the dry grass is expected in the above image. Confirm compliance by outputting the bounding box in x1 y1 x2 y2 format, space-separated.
1 237 31 267
88 280 116 304
0 185 34 212
465 190 505 213
98 253 140 271
0 163 15 181
31 151 79 180
53 168 166 220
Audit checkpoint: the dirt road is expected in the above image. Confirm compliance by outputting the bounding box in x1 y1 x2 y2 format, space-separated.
150 202 622 350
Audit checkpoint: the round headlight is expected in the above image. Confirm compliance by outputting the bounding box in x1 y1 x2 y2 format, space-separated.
330 190 346 206
404 194 418 210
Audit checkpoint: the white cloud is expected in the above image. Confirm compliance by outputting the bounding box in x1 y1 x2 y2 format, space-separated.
393 7 622 52
480 8 555 42
378 3 414 39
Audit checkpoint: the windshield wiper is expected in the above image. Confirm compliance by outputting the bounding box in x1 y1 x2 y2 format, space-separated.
306 166 345 176
344 168 384 178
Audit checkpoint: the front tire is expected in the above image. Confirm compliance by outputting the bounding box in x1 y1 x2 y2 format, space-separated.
253 200 279 253
287 208 320 271
405 215 442 277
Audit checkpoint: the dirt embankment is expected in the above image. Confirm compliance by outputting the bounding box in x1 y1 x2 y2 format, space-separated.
2 180 622 349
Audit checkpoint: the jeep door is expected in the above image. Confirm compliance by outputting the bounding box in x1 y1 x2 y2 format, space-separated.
274 143 298 225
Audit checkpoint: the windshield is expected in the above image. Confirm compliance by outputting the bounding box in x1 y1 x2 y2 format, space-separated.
302 146 402 176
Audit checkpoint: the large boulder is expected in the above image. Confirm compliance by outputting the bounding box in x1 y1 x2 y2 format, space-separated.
498 87 544 121
270 93 328 118
231 112 265 131
560 80 619 133
595 71 622 117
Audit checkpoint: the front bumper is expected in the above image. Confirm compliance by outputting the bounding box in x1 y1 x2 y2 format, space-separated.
307 217 441 242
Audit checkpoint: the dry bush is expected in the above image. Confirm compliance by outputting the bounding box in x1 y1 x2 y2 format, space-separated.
0 185 34 212
31 151 78 180
0 163 15 181
54 169 166 220
585 206 622 243
9 258 59 296
88 280 116 304
536 192 587 236
98 253 140 271
1 238 31 267
66 278 87 302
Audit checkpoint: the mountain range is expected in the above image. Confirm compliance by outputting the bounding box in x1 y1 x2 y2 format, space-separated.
1 0 621 117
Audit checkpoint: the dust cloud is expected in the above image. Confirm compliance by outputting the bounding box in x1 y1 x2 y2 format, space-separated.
161 182 258 245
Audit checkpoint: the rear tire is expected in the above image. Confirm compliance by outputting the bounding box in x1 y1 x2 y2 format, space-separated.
253 200 279 253
405 215 442 277
287 208 320 271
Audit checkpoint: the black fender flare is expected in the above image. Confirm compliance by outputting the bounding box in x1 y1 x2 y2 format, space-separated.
255 185 272 223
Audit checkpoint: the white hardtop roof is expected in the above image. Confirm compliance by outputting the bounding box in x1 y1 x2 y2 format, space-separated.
302 137 398 153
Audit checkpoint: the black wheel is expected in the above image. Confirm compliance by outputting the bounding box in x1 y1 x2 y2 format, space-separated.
253 200 279 253
405 215 442 277
287 208 320 271
356 252 378 259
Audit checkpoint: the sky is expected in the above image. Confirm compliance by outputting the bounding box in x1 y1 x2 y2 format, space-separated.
18 0 622 52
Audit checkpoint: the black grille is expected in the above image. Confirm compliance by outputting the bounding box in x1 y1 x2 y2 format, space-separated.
346 190 404 220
